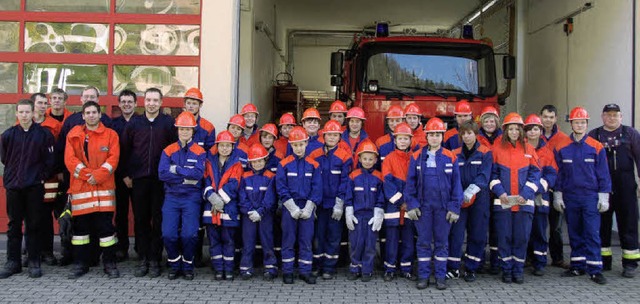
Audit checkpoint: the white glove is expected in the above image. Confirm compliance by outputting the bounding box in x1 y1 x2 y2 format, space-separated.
553 191 565 212
299 200 316 219
446 211 460 224
368 207 384 231
207 192 225 212
345 206 358 231
169 165 177 174
406 208 421 221
597 193 610 213
283 199 302 219
248 210 261 222
332 197 344 221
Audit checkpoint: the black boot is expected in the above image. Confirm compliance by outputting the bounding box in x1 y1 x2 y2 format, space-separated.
68 263 89 279
28 260 42 278
134 259 149 277
148 260 161 278
0 261 22 279
41 252 58 266
103 262 120 279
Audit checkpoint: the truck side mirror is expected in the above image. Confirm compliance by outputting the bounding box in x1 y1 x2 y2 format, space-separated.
331 52 344 76
503 55 516 79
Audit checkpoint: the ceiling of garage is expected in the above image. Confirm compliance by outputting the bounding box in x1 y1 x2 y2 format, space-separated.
275 0 483 32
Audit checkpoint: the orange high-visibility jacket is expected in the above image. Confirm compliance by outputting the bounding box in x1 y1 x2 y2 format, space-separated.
65 122 120 216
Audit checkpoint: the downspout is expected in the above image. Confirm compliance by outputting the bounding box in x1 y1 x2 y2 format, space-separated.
498 2 516 105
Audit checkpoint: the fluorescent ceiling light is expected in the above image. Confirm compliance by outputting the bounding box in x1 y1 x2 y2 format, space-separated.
468 0 498 23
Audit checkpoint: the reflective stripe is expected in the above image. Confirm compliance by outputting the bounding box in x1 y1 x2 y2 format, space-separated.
444 169 452 173
524 154 532 158
101 162 113 174
270 168 277 172
168 255 182 263
72 200 115 212
354 187 364 191
458 162 465 166
562 159 573 163
533 251 547 256
570 256 586 261
211 255 222 260
264 265 276 269
183 179 198 185
434 256 447 261
525 181 539 193
330 170 342 174
389 192 402 204
416 166 421 170
493 199 502 206
400 262 411 267
384 262 396 268
445 163 453 167
71 235 90 245
447 257 461 262
490 247 498 251
586 260 603 265
44 192 57 199
202 210 240 220
223 256 234 261
287 172 297 176
255 245 262 249
350 263 363 268
203 186 213 199
74 163 86 179
197 142 204 146
245 186 254 191
489 180 501 190
299 259 312 265
512 256 525 263
99 235 117 247
44 182 59 189
470 161 482 165
304 173 312 177
540 178 549 192
259 187 267 191
370 187 377 192
325 254 339 259
380 156 385 161
239 266 251 271
71 190 115 200
464 254 481 262
622 249 640 259
501 256 512 261
384 212 410 220
541 199 549 207
219 189 231 203
282 257 295 263
313 254 323 258
187 158 198 163
182 258 193 264
417 257 431 262
584 158 595 163
601 247 613 256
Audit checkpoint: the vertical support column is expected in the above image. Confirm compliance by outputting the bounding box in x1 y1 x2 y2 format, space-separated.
514 0 527 115
200 0 240 129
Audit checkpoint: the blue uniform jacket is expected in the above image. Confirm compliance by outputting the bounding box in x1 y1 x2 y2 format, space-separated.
376 133 396 162
382 149 411 226
193 116 216 151
120 113 176 179
533 139 558 213
341 129 369 153
308 145 353 209
111 114 137 177
404 146 464 214
203 153 243 227
1 123 55 189
345 167 385 213
490 141 541 213
554 134 611 199
264 148 283 174
238 169 276 217
276 154 322 207
158 140 206 200
453 142 493 208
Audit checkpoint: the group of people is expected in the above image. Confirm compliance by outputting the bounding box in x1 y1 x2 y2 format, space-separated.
0 85 638 291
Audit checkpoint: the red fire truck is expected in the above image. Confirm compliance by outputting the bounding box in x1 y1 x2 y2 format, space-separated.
330 27 514 139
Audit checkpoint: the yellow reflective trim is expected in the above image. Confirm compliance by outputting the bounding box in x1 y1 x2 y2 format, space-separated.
601 247 613 256
71 235 90 245
99 236 118 248
622 253 640 260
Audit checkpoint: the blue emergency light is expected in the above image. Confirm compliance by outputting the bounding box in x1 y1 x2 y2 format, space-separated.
462 25 474 39
376 22 389 37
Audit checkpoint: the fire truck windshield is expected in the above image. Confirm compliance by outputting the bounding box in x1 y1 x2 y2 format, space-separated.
358 41 497 98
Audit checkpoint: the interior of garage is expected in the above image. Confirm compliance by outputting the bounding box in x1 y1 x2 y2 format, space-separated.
235 0 638 130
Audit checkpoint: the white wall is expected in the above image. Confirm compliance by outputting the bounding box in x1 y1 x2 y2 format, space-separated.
292 45 342 92
522 0 634 131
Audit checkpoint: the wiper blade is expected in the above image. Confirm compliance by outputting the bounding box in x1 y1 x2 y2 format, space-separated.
435 88 485 100
398 86 447 99
378 86 414 98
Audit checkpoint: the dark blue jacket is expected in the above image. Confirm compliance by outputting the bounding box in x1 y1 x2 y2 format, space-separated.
308 145 352 209
120 113 176 179
238 169 276 217
111 114 137 177
158 140 206 200
276 154 322 206
345 167 385 213
1 123 55 189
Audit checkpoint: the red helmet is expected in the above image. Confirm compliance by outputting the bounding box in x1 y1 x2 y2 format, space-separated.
184 87 203 103
393 122 413 137
175 111 197 128
215 130 236 144
346 106 366 120
356 139 379 156
247 144 269 161
279 113 296 126
240 103 259 115
386 105 405 119
329 100 348 113
524 114 543 127
480 106 499 118
454 101 472 115
322 120 342 134
424 117 446 133
302 108 321 121
501 112 524 127
288 126 309 143
227 114 246 129
404 103 422 116
259 123 278 138
569 106 590 121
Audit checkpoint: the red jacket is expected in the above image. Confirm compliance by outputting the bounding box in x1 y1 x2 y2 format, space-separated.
489 140 540 213
65 123 119 216
46 108 73 123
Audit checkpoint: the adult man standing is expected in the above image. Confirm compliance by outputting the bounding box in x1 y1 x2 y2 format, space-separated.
47 88 73 123
65 101 120 279
540 105 571 269
121 88 176 278
588 103 640 278
0 99 55 279
31 93 62 266
111 89 138 261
